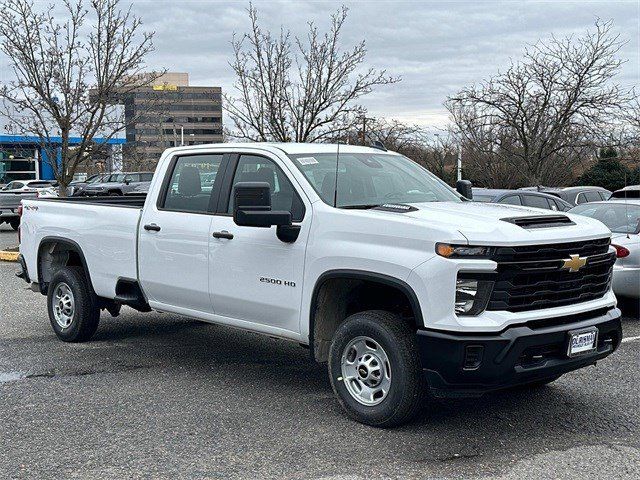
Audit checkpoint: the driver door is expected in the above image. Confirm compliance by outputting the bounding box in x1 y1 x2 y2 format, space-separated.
208 153 311 335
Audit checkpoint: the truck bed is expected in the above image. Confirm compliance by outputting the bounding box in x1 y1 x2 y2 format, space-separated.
19 195 144 299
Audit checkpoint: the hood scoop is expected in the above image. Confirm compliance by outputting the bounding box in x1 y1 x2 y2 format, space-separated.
373 204 418 213
501 215 575 229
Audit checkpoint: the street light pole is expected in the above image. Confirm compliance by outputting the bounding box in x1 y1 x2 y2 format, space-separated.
457 143 462 181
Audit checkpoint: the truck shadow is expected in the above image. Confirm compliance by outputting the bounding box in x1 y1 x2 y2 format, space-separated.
89 311 630 448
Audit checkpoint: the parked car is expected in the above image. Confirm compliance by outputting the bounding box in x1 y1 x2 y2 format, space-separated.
1 179 57 193
1 180 57 229
569 200 640 299
17 143 622 427
473 188 572 211
68 173 110 197
124 181 151 196
83 172 154 196
1 191 36 230
520 186 611 206
609 185 640 200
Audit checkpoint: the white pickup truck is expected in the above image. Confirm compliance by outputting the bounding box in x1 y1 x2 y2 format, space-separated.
17 143 622 427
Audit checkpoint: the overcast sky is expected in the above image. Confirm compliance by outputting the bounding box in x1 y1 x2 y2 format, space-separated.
3 0 640 130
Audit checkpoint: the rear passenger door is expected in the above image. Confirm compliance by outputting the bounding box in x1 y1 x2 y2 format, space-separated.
207 152 311 336
139 153 226 313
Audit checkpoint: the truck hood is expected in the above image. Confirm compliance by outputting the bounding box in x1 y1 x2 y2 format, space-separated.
390 201 611 245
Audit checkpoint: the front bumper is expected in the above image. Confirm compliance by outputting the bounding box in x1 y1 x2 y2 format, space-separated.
417 307 622 397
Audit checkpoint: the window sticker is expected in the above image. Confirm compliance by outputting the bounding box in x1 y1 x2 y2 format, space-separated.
297 156 319 166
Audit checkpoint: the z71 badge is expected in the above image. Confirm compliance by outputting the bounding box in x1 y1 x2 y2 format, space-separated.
260 277 296 287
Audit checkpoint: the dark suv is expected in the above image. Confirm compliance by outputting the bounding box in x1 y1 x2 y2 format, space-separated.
519 186 611 206
473 188 573 211
82 172 154 196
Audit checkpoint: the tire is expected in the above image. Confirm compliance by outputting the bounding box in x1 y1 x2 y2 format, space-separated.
9 217 19 230
47 266 100 342
328 310 425 427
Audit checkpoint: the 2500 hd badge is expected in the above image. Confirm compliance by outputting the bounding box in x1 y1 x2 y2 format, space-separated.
260 276 296 287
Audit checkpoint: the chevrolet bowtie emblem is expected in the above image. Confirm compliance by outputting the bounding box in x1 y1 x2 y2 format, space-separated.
562 254 587 272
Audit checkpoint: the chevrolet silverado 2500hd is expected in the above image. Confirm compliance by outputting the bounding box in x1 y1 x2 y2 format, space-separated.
17 143 622 427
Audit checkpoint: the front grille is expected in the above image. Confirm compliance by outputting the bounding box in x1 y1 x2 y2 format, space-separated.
487 238 614 312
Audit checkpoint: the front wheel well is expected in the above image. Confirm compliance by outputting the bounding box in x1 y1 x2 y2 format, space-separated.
310 272 422 363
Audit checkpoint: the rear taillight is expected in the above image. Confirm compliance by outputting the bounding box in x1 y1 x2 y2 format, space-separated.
613 244 630 258
17 205 23 217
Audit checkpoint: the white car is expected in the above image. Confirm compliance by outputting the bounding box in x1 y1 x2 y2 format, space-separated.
1 179 57 193
570 200 640 299
17 143 623 427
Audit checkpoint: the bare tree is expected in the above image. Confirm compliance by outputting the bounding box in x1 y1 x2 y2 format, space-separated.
225 4 399 143
0 0 163 195
446 20 632 186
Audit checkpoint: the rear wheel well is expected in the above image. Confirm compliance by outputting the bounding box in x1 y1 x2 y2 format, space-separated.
310 272 422 363
37 239 92 295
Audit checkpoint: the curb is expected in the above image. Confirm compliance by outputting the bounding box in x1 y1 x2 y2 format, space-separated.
0 250 19 262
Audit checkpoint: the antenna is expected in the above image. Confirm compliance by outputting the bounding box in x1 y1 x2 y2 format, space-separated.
333 141 340 208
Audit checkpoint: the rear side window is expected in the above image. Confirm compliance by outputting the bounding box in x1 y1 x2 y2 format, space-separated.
140 173 154 181
584 191 602 203
522 195 551 209
227 155 305 222
162 154 224 213
499 195 521 205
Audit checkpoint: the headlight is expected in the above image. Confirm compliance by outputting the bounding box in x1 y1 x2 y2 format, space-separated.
455 278 494 316
436 243 492 258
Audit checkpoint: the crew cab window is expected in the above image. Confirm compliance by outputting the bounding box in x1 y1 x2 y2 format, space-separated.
162 154 223 213
227 155 305 222
522 195 551 209
499 195 521 205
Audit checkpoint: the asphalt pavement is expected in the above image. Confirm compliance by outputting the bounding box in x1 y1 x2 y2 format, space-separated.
1 224 639 479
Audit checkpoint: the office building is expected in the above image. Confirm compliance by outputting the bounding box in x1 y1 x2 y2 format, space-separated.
123 72 223 168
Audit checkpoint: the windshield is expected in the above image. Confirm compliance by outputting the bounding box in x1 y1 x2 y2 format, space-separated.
570 203 640 234
288 152 460 207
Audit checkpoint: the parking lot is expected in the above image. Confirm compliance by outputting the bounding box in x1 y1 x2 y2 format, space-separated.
1 223 639 479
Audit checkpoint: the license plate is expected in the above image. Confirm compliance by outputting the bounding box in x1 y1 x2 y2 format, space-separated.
567 328 598 357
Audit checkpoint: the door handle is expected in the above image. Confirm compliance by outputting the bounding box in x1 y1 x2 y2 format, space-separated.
212 230 234 240
143 223 161 232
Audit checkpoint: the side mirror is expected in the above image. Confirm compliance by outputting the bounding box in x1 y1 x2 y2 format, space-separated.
124 179 131 185
456 180 473 200
233 182 300 242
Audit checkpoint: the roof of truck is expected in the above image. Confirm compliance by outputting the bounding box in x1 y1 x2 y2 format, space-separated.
165 142 398 156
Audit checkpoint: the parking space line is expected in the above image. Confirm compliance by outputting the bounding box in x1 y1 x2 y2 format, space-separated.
621 335 640 344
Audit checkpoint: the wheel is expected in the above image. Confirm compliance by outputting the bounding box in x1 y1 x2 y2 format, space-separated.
328 310 425 427
47 266 100 342
9 217 19 230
